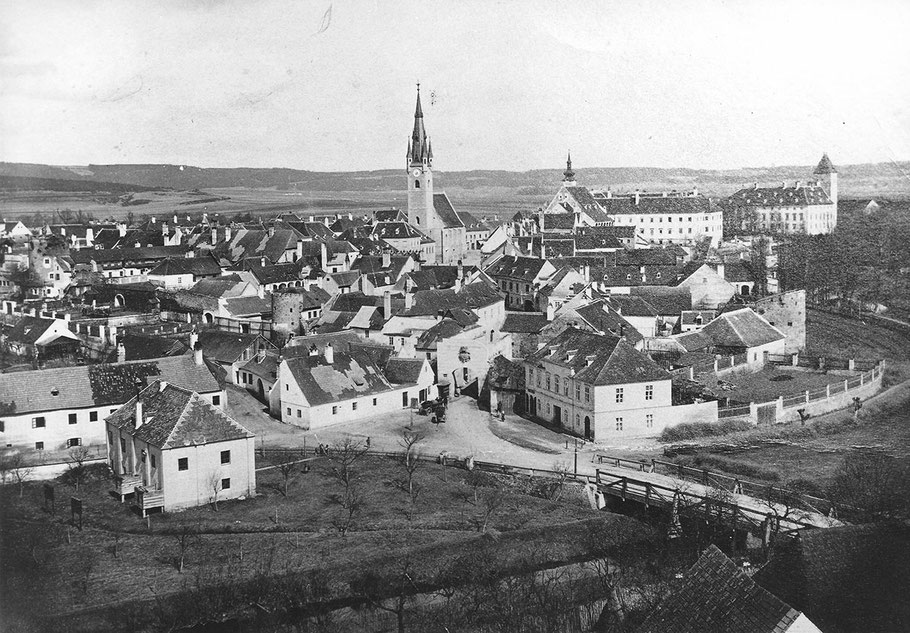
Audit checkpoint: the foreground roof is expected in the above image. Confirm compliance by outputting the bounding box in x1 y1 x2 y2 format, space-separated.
637 545 812 633
107 381 252 449
284 350 393 406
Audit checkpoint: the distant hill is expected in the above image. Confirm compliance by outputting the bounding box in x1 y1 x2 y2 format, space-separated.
0 174 155 194
2 160 908 197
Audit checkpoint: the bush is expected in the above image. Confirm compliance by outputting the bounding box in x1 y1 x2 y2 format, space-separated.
659 418 753 443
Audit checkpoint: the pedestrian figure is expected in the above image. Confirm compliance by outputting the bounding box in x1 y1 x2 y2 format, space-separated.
366 437 371 449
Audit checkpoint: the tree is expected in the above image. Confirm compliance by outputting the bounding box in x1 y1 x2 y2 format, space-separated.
330 438 368 508
332 482 362 536
65 446 92 491
173 525 199 573
1 453 33 497
541 462 571 501
398 430 424 517
829 452 910 522
350 552 416 633
475 486 505 533
276 452 299 497
208 470 222 511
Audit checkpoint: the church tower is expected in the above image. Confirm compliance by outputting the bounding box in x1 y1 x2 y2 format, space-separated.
562 151 577 186
407 85 436 231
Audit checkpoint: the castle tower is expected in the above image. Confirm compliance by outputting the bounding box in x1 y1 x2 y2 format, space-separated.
813 153 838 204
562 151 577 186
407 84 436 231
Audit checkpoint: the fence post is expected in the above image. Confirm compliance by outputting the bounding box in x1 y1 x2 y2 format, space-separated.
805 390 809 403
714 359 719 373
860 373 864 387
826 385 830 400
843 380 848 393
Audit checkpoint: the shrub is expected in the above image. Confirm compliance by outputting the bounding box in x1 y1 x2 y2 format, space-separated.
659 418 753 443
686 454 781 482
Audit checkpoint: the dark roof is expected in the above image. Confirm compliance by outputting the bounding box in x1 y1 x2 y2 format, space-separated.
630 287 693 315
247 261 304 286
433 193 465 229
197 330 262 363
594 193 714 216
526 327 669 386
107 381 252 449
328 291 377 313
122 333 188 361
457 280 503 309
372 222 422 240
383 357 425 385
456 210 488 231
484 255 549 281
754 524 910 633
686 308 783 349
373 209 407 223
3 315 56 345
284 350 393 406
542 213 576 230
637 545 805 633
415 318 465 351
223 295 272 317
147 257 222 277
574 302 643 345
813 153 837 174
273 286 330 310
69 245 188 265
605 294 659 317
564 186 611 222
501 313 549 334
0 355 219 414
329 270 361 288
727 185 832 208
188 276 247 298
487 354 525 392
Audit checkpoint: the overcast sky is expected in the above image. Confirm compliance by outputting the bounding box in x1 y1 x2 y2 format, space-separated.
1 0 909 172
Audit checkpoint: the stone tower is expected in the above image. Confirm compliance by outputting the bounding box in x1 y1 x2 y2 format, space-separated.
813 153 838 204
406 85 436 232
562 151 577 186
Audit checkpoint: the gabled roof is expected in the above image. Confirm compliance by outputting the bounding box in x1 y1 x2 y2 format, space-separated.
637 545 809 633
693 308 784 349
563 186 611 222
594 193 714 216
348 305 382 331
328 270 361 288
457 280 503 309
147 257 222 277
415 318 465 351
433 193 465 228
197 330 263 363
573 302 643 345
487 354 525 392
727 184 832 208
630 287 693 315
283 330 365 356
383 357 426 385
2 315 58 345
373 209 407 223
223 295 272 318
0 355 220 415
526 327 669 386
501 312 549 334
329 291 378 313
107 381 252 449
273 286 329 310
372 222 422 240
484 255 549 281
284 349 394 406
246 261 304 286
188 275 249 298
456 210 488 231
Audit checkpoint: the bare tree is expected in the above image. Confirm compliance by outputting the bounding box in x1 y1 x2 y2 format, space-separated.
542 462 571 501
330 438 368 507
2 453 33 497
350 552 416 633
829 452 910 522
276 452 299 497
208 470 222 511
173 525 198 573
65 446 92 491
475 486 505 533
398 430 424 518
332 482 362 536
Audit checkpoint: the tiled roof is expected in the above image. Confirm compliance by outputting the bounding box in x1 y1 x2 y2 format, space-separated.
188 276 248 298
564 186 611 223
694 308 783 349
284 350 393 406
274 286 330 310
604 294 659 317
630 287 693 315
637 545 805 633
487 354 525 391
373 209 407 223
247 261 304 286
526 327 669 386
680 310 716 325
813 153 837 174
70 245 187 265
372 222 422 240
107 381 252 449
484 255 548 281
122 333 188 361
147 257 222 277
456 210 488 231
383 357 425 385
3 315 57 345
348 306 380 330
329 292 378 313
283 330 365 356
594 194 714 216
727 185 832 208
573 302 643 345
240 352 279 381
501 313 549 333
433 193 465 228
223 295 272 317
542 213 576 230
329 270 361 288
457 280 503 309
415 318 465 350
198 330 261 363
0 355 219 415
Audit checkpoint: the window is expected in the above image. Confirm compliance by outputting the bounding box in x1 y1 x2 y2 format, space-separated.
220 450 232 464
562 409 567 422
332 406 338 415
615 388 624 403
546 403 550 415
553 375 559 392
221 478 231 490
67 437 82 447
546 373 551 390
296 409 301 418
584 386 590 403
575 384 580 400
645 385 653 401
110 408 117 414
90 411 98 422
352 401 358 411
285 383 289 391
646 414 654 429
35 441 44 450
32 417 46 428
615 418 623 431
528 368 534 384
286 407 291 416
537 373 541 387
178 457 189 471
151 454 156 468
212 395 220 406
373 398 377 406
69 413 78 425
415 180 420 188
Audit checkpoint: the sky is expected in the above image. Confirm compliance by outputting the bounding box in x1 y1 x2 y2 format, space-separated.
1 0 909 172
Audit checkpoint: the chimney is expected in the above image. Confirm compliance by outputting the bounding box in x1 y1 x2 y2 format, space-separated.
257 283 265 299
117 341 126 363
607 187 613 199
162 221 168 236
202 212 208 225
159 380 167 392
583 264 590 282
135 400 144 429
540 243 546 260
437 309 444 321
268 225 275 237
211 227 218 246
296 239 304 261
546 302 556 321
323 216 330 227
320 241 328 271
490 329 495 342
257 348 266 362
716 262 725 279
151 216 156 224
405 291 413 311
224 226 232 242
173 214 178 225
691 187 698 196
384 290 392 317
753 182 759 189
324 342 334 364
382 249 391 269
189 331 198 349
781 181 786 188
634 190 640 205
619 323 625 338
457 260 464 281
309 344 318 356
794 180 801 189
260 256 267 267
193 341 203 365
347 213 353 220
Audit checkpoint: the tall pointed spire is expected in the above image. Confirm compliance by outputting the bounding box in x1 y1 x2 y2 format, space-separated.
409 83 429 166
563 151 576 183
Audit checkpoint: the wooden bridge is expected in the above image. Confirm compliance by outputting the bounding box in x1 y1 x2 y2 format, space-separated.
592 454 843 537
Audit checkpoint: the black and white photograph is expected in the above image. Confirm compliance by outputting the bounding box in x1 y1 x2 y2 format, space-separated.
1 1 909 631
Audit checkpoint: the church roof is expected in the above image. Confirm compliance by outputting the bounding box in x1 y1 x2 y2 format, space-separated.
433 193 465 228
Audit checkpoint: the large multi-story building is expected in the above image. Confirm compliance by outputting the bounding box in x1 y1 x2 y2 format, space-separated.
725 154 838 235
405 86 467 265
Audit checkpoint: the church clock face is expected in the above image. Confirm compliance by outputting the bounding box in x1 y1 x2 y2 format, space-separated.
412 169 421 177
